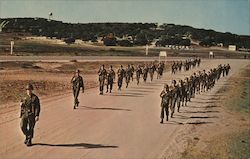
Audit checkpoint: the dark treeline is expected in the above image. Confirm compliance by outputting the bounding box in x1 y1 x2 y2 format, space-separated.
1 18 250 49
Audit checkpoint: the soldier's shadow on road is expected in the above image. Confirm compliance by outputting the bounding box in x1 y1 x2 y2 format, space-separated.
191 101 216 104
130 86 158 90
181 110 219 113
79 105 131 111
32 143 118 149
107 94 144 98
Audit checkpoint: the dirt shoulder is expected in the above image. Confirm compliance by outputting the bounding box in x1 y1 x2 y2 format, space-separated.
0 60 170 107
178 65 250 159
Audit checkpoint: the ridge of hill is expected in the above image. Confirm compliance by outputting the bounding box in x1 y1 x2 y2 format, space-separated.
1 18 249 49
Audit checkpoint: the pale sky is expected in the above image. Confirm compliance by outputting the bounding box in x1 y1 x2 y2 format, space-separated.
0 0 249 35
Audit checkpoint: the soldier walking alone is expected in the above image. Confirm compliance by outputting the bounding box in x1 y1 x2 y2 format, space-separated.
20 84 40 147
71 69 84 109
98 65 107 95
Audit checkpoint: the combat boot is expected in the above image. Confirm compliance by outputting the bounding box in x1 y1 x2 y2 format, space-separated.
160 119 163 124
24 137 28 144
26 138 32 147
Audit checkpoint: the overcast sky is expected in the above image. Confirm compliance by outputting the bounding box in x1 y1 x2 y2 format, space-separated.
0 0 249 35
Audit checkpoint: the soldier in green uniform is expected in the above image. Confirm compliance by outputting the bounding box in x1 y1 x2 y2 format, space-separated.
225 64 231 76
201 70 208 92
125 65 132 88
157 62 164 79
71 69 84 109
131 64 135 81
135 65 142 85
142 64 149 82
98 65 107 95
160 84 171 123
117 65 125 90
20 84 40 147
106 65 115 93
149 63 156 82
179 80 186 107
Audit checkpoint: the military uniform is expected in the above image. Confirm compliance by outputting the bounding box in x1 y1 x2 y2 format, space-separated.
157 63 164 79
117 66 125 90
142 65 148 82
135 66 142 85
172 62 176 74
170 81 180 117
149 64 156 82
225 64 231 76
98 67 107 95
131 65 135 81
160 85 170 123
180 80 187 106
125 66 132 88
71 73 84 109
106 67 115 93
20 84 40 146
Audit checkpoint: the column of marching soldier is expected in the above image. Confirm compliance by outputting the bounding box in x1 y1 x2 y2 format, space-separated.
70 58 203 109
19 57 231 146
159 63 231 123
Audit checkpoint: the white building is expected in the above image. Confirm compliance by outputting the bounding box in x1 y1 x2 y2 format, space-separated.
228 45 237 51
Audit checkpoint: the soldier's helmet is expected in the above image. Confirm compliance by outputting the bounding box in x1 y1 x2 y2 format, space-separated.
172 80 176 84
164 84 169 89
169 85 174 91
26 84 34 90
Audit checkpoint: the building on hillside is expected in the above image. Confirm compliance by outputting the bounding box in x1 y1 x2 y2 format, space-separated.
228 45 237 51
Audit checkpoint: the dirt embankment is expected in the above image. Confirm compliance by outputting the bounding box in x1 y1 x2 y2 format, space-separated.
0 61 170 107
180 65 250 159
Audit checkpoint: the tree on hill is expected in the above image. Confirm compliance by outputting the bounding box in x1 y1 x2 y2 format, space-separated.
133 33 148 46
117 40 133 47
1 18 250 49
103 33 117 46
64 37 75 44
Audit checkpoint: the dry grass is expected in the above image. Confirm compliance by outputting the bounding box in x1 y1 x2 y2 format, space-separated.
0 61 171 106
180 66 250 159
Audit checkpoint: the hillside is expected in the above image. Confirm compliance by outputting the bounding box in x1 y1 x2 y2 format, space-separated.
1 18 249 49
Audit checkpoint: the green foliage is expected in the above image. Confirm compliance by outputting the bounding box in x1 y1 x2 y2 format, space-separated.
156 36 191 46
103 36 117 46
134 33 148 46
64 37 75 44
117 40 133 47
2 18 250 48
